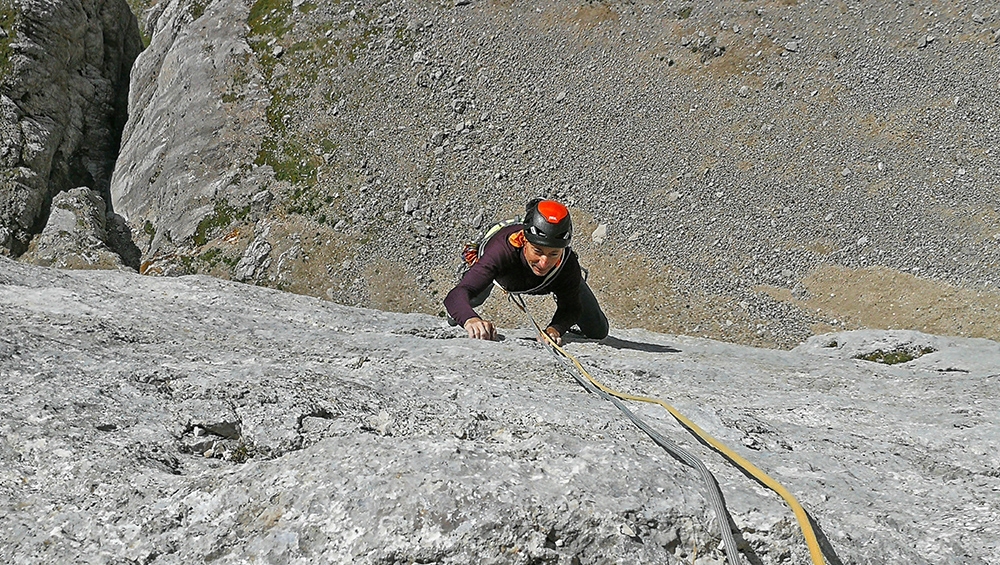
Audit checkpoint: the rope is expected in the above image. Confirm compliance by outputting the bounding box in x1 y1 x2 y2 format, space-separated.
507 294 744 564
507 293 828 565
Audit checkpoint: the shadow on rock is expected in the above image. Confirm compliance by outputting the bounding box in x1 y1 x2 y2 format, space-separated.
107 212 142 270
593 335 681 353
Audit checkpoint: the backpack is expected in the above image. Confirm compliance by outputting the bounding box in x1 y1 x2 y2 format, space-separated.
461 218 520 269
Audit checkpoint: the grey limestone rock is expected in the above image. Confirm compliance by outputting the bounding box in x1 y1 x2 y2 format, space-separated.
0 0 141 256
234 228 272 281
110 0 270 260
18 186 137 270
1 257 998 564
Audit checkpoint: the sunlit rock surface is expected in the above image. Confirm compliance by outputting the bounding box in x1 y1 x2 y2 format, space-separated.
1 256 997 564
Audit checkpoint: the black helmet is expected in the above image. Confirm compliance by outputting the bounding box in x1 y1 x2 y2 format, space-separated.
524 198 572 248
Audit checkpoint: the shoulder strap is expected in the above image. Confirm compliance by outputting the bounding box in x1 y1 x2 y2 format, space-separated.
465 218 519 268
481 218 519 249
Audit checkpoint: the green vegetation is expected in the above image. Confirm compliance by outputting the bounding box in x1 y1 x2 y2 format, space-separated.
177 254 195 272
189 0 207 21
198 247 239 268
286 181 335 217
123 0 155 47
243 0 409 226
248 0 294 40
247 0 326 189
255 136 323 185
199 247 221 264
143 219 156 239
193 200 250 246
228 441 252 463
675 6 693 19
0 0 19 75
856 346 936 365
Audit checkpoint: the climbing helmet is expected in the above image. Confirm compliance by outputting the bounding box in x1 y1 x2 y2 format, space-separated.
523 198 572 248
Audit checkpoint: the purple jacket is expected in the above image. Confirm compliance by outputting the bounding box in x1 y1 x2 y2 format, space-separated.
444 224 583 334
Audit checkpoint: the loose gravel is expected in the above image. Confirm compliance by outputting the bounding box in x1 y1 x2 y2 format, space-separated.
115 0 1000 349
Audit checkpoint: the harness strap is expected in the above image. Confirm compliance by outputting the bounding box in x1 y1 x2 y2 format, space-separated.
469 220 568 297
489 248 567 298
464 218 520 268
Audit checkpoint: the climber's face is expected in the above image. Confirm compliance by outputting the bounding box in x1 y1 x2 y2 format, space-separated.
524 242 563 277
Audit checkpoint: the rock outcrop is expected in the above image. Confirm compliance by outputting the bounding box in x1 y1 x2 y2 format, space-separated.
110 0 271 267
0 0 141 257
18 186 138 269
2 256 998 564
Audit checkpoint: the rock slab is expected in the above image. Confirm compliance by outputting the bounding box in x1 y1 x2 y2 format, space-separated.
1 256 997 564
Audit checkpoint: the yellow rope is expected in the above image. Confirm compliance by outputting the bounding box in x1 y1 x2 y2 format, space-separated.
513 295 826 565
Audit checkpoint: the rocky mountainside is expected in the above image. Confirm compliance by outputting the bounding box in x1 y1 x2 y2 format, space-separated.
0 0 141 257
1 0 999 348
2 255 998 564
3 3 1000 564
105 0 1000 349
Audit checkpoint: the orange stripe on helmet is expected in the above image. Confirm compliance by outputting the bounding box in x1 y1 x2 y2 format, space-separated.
537 200 569 224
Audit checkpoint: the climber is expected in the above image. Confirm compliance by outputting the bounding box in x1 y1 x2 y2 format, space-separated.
444 198 609 344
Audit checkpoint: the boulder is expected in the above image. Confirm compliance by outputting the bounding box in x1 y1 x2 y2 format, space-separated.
19 186 137 270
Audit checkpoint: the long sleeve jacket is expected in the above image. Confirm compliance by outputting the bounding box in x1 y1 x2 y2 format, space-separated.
444 224 583 334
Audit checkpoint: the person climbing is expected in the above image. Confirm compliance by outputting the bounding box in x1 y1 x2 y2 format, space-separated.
444 198 609 344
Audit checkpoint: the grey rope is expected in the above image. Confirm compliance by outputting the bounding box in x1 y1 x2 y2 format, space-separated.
510 293 744 564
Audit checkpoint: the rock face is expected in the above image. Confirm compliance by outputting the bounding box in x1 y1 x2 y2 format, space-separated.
110 0 271 264
18 186 138 269
2 256 998 564
107 0 1000 348
0 0 141 257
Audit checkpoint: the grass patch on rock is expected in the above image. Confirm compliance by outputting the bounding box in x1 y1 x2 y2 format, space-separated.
0 1 19 75
193 200 251 246
248 0 294 39
243 0 405 229
255 137 321 185
189 0 207 21
855 346 936 365
246 0 335 192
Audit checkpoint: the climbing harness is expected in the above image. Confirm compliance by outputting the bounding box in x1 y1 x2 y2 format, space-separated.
506 293 828 565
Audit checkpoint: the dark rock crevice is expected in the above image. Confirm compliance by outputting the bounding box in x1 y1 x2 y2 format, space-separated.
0 0 142 266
